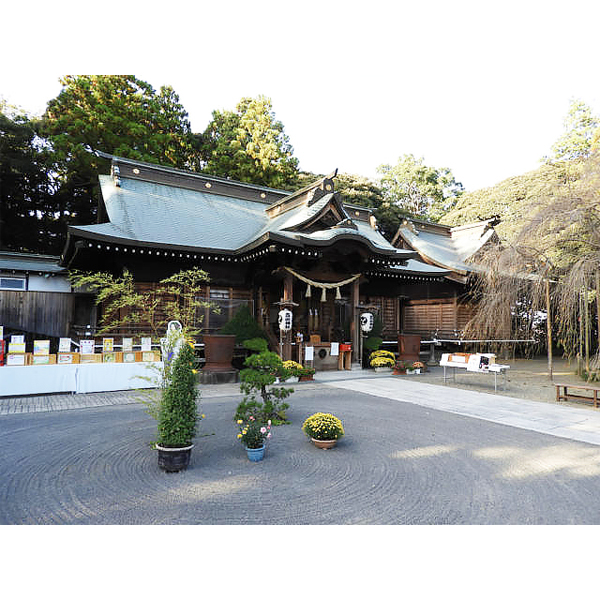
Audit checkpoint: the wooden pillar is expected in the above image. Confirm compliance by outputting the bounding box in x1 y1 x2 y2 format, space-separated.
350 278 360 364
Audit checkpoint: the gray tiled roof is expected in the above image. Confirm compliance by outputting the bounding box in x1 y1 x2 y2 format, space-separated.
0 251 66 274
70 173 416 260
395 219 497 275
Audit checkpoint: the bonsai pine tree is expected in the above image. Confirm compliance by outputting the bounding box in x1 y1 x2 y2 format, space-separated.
157 342 199 448
235 350 293 424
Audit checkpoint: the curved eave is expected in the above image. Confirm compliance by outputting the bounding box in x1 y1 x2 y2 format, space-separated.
416 253 470 276
66 226 418 262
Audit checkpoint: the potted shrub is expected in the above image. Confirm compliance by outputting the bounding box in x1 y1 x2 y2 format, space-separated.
369 349 396 372
236 416 272 462
155 341 203 472
302 412 345 449
235 349 294 425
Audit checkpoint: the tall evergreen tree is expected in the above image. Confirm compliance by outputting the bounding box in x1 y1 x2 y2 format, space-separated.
200 95 299 190
0 103 60 253
41 75 198 225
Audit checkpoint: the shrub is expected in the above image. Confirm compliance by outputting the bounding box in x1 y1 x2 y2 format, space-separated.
236 350 293 424
157 342 200 447
243 337 269 353
302 413 345 441
220 305 267 344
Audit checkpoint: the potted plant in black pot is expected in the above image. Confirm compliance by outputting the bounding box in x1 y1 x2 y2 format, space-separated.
155 340 202 472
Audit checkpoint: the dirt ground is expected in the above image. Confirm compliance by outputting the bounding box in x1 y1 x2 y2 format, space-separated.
416 356 599 410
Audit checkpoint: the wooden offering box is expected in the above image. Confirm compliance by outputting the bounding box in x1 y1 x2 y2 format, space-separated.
57 352 81 364
80 353 103 364
6 353 32 366
102 352 123 363
32 354 57 365
136 351 161 362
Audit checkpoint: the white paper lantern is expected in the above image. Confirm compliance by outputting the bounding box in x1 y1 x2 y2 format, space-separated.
278 308 293 332
360 312 374 333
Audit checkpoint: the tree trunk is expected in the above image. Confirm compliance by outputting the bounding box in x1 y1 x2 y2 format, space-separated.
546 278 553 380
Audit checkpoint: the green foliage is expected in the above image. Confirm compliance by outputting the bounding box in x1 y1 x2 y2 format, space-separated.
0 103 60 253
364 336 383 352
200 95 299 190
41 75 198 226
220 304 267 344
440 161 577 243
302 412 345 441
236 350 293 424
377 154 464 222
157 343 199 447
236 417 272 449
243 337 269 353
548 99 599 162
69 267 212 336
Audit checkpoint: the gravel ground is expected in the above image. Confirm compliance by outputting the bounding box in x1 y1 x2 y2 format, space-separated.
4 375 600 524
416 356 593 407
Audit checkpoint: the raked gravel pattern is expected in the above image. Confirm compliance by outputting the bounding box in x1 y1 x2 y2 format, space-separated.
3 383 600 524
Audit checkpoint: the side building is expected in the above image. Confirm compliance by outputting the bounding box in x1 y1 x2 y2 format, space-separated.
391 216 500 341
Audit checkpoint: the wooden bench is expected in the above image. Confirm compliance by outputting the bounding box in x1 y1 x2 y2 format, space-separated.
554 383 600 408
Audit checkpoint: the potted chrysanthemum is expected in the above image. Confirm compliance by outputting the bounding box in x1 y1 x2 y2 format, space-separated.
282 360 315 382
237 416 272 461
369 349 396 372
302 412 345 449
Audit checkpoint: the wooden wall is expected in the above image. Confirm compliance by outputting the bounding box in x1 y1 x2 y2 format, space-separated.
402 298 476 336
0 290 74 337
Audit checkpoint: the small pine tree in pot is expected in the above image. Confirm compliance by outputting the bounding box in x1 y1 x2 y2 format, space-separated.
156 342 200 472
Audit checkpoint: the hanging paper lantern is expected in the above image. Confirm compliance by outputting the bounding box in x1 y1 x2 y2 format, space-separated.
360 312 374 333
278 308 293 332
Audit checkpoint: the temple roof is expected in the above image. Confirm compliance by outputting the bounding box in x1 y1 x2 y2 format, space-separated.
391 217 499 276
65 154 419 263
0 251 66 275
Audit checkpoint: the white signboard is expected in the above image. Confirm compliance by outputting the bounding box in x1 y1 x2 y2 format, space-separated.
304 346 314 361
59 338 71 353
330 342 339 356
11 335 25 345
33 340 50 355
141 337 152 352
122 338 133 352
80 339 95 354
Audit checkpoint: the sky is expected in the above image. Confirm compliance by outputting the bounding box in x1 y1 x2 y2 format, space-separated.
2 0 600 194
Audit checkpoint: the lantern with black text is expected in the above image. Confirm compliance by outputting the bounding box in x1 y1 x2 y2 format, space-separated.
360 312 374 333
278 309 293 332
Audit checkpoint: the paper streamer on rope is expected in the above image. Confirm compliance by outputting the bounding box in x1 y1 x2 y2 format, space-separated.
283 267 360 302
